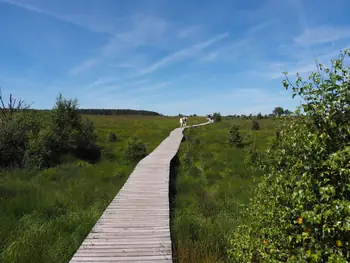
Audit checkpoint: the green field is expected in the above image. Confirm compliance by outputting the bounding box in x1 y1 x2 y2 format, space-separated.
0 113 277 263
0 115 204 263
171 119 279 262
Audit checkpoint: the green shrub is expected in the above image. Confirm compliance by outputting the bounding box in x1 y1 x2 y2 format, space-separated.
251 120 260 130
212 112 222 122
23 127 60 169
0 111 42 168
244 144 260 168
125 136 147 161
0 93 100 169
76 160 92 167
107 131 117 142
51 94 81 152
229 50 350 262
228 124 243 147
244 132 253 147
74 118 100 162
101 147 116 161
51 94 100 162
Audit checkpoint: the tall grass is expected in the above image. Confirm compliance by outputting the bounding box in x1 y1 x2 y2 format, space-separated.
0 115 204 263
171 119 280 262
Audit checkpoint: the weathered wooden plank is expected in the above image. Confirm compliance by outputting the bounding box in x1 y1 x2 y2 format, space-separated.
69 122 210 263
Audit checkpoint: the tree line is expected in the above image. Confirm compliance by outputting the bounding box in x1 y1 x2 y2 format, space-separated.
0 108 163 116
78 108 162 116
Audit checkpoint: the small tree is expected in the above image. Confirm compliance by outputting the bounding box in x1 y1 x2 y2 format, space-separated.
0 88 32 121
273 106 284 117
257 112 263 120
251 120 260 130
213 112 222 122
228 124 243 147
284 109 292 116
0 89 38 168
229 49 350 262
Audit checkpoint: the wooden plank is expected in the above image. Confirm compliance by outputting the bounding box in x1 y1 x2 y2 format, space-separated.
69 122 211 263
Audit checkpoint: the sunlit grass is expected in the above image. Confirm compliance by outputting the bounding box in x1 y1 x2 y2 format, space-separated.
0 115 204 263
171 119 280 262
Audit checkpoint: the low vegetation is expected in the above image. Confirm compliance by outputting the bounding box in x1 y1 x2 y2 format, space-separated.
251 119 260 130
171 119 278 262
0 93 99 169
172 50 350 262
228 124 243 147
125 136 147 162
1 49 348 263
0 93 204 263
106 131 118 142
229 50 350 262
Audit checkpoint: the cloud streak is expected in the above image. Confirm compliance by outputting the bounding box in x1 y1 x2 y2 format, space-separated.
69 59 100 76
294 26 350 46
2 0 114 34
138 33 229 75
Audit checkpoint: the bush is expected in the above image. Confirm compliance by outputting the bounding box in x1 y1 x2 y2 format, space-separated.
101 147 116 161
125 136 147 161
244 132 253 147
0 111 42 168
244 144 261 168
229 50 350 262
51 94 100 161
0 93 100 169
107 131 117 142
212 112 222 122
251 120 260 130
51 94 81 152
228 125 243 147
23 127 60 169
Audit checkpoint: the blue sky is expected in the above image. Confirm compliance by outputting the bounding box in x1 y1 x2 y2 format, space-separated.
0 0 350 116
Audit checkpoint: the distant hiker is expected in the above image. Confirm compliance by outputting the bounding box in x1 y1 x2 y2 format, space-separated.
207 114 213 123
179 117 183 127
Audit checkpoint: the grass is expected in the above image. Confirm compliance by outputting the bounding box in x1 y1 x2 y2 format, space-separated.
0 115 204 263
171 119 280 262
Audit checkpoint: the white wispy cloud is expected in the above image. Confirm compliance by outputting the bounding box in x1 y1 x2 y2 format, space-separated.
260 44 350 80
294 26 350 46
138 33 229 75
2 0 116 34
68 14 205 75
69 58 100 76
117 15 169 46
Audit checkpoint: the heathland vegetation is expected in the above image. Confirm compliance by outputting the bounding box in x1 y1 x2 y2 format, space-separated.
0 49 349 263
172 50 350 262
0 93 203 263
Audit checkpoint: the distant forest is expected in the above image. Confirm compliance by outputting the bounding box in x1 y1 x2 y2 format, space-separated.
78 109 162 116
17 108 163 116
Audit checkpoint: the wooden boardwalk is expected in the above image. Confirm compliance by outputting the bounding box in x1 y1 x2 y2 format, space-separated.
69 121 210 263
